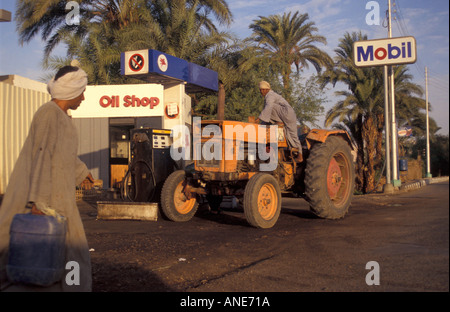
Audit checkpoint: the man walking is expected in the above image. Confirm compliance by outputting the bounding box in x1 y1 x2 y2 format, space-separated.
0 64 94 292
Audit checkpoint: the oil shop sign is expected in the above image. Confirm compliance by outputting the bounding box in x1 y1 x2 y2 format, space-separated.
70 84 164 118
99 95 159 109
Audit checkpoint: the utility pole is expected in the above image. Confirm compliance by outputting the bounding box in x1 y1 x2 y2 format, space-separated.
383 65 392 189
425 67 432 178
387 0 401 187
217 80 225 120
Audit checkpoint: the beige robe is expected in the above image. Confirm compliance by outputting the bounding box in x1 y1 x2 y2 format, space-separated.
0 101 91 292
258 90 302 152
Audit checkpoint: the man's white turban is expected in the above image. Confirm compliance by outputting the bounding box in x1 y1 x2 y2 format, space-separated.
259 81 271 90
47 68 88 100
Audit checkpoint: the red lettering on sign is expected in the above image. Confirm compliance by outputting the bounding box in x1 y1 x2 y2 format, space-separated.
141 97 149 107
150 97 159 109
123 95 132 107
101 95 160 109
133 95 140 107
100 95 121 107
375 47 387 60
100 95 111 108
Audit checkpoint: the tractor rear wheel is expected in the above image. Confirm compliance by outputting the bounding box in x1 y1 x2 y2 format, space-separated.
161 170 198 222
304 136 355 219
243 173 281 228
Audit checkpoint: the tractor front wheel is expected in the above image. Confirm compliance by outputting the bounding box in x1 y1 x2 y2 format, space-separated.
161 170 198 222
243 173 281 229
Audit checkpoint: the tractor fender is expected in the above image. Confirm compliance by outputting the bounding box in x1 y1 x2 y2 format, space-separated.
306 129 357 162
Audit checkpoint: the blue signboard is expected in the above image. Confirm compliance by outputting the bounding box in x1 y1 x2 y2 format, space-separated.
188 62 219 92
121 49 218 93
148 50 189 82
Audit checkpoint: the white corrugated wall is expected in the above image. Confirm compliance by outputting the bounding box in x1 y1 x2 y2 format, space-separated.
0 82 51 194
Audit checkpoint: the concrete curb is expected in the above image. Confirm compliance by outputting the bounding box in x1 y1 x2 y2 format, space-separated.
399 176 449 192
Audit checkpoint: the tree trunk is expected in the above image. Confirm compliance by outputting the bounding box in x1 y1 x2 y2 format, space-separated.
354 115 365 192
375 113 384 166
362 114 377 193
217 81 225 120
281 63 292 99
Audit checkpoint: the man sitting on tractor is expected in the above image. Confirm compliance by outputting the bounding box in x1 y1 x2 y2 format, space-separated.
256 81 303 162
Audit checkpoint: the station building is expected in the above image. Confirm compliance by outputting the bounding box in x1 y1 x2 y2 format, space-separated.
0 50 218 194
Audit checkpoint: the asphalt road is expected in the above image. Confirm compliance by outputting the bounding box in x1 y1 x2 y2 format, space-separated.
80 181 449 294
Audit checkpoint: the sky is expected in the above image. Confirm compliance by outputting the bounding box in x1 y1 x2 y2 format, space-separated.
0 0 448 134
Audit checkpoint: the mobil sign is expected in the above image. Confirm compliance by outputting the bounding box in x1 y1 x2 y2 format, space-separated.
353 36 416 67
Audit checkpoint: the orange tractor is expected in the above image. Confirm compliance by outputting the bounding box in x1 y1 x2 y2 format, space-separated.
161 120 355 228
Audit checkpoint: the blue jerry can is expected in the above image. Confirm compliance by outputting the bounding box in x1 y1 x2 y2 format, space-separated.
399 159 408 172
6 214 67 287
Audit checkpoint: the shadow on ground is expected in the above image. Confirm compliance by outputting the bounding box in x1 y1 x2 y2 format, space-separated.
92 261 175 292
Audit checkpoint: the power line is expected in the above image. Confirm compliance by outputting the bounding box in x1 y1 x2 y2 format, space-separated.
427 80 449 93
427 69 449 91
391 0 449 94
429 76 449 87
391 1 427 81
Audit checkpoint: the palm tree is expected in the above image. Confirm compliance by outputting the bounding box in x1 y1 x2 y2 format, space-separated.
322 31 433 193
17 0 233 85
321 32 382 192
15 0 233 65
193 39 278 120
145 0 231 63
249 11 332 97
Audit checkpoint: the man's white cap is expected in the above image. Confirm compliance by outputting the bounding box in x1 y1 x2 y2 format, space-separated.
259 81 271 90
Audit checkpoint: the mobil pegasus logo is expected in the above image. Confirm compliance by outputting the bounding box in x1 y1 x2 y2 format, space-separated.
353 36 416 67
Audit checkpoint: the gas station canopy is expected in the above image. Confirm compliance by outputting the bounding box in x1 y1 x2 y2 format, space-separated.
121 49 218 93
